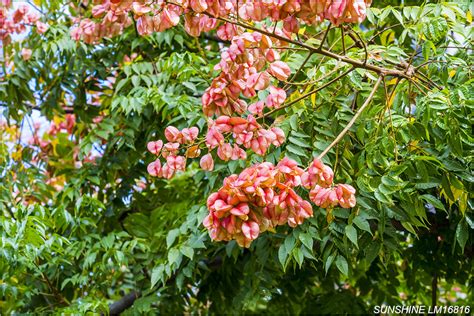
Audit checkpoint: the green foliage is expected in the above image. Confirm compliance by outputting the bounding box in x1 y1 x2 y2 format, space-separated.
0 0 472 314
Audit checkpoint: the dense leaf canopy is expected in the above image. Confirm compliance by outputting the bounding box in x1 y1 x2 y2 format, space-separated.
0 0 472 314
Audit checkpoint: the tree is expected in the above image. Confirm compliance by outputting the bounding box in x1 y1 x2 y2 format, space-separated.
0 0 472 314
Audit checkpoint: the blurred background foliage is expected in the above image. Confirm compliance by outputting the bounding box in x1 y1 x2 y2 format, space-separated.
0 0 472 314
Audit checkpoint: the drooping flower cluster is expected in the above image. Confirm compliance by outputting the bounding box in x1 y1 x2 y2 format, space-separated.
202 31 289 117
206 114 285 156
302 158 356 209
147 115 284 177
147 125 200 179
72 0 371 43
26 114 101 167
0 3 49 44
203 157 313 247
48 114 76 136
204 157 357 247
28 115 76 149
232 0 371 26
70 1 133 43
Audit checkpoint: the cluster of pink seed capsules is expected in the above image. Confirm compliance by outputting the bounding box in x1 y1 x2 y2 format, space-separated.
204 157 356 247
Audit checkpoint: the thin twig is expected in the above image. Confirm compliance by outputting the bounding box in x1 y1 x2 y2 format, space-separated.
439 45 473 49
416 71 442 90
415 59 449 70
25 104 75 114
411 77 431 93
317 76 383 160
408 82 431 105
263 67 355 118
432 272 438 307
340 26 346 55
350 29 368 65
383 77 400 161
343 25 363 50
281 64 345 86
32 261 70 305
301 36 341 91
283 51 313 90
26 0 44 14
319 23 332 49
368 23 402 43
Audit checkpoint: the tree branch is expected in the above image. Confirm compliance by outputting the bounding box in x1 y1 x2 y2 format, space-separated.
317 76 383 160
203 34 230 44
284 51 313 89
208 15 413 79
109 291 141 315
319 23 332 49
340 26 346 55
348 28 368 65
431 271 437 307
32 261 70 306
29 105 75 114
107 257 223 314
262 67 355 118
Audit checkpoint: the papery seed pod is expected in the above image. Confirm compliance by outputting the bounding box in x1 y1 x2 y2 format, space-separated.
268 61 291 81
162 142 180 158
147 159 162 177
186 145 201 158
21 48 32 60
200 153 214 171
205 127 224 149
217 143 233 161
189 0 208 13
147 140 163 155
241 221 260 240
164 126 181 143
